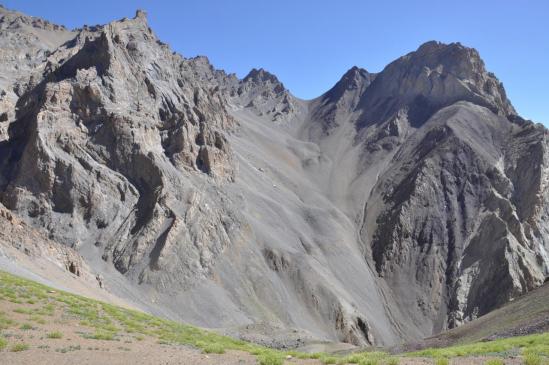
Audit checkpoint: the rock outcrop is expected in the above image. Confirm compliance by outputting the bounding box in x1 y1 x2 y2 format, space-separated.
0 6 74 141
0 201 89 280
0 6 547 348
356 41 515 129
0 10 240 293
230 68 305 124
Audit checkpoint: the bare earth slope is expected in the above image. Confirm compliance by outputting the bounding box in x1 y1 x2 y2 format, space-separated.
0 6 547 348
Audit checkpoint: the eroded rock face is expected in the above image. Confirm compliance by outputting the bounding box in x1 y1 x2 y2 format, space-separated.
365 104 548 333
344 43 548 334
0 10 240 293
0 6 547 348
0 201 89 280
0 6 74 142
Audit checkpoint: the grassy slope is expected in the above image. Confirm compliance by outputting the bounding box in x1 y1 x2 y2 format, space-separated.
420 283 549 349
0 270 548 365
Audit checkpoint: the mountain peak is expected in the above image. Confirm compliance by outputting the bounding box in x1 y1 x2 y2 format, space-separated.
243 68 281 85
339 66 373 89
134 9 148 22
415 40 466 53
319 66 375 106
356 40 516 127
406 41 485 79
236 68 302 123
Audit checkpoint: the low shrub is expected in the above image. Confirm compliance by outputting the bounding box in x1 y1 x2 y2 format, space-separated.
19 323 33 330
11 343 29 352
257 351 284 365
202 343 225 354
46 331 63 339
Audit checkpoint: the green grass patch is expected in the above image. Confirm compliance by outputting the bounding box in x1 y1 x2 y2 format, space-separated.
338 351 388 365
320 355 338 364
434 358 449 365
407 332 549 358
46 331 63 339
523 351 543 365
359 359 380 365
257 351 284 365
0 313 16 329
84 331 116 341
30 315 46 325
19 323 33 330
484 359 504 365
0 336 7 350
201 343 226 354
10 343 29 352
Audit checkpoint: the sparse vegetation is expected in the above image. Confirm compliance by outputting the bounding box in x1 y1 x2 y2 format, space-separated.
337 351 388 365
0 311 15 329
257 351 284 365
30 315 46 324
46 331 63 339
19 323 33 330
84 331 116 341
358 359 378 365
408 332 549 358
320 355 337 364
10 343 29 352
13 307 31 314
342 353 363 363
55 344 81 353
435 358 449 365
201 342 226 354
485 359 504 365
1 270 547 364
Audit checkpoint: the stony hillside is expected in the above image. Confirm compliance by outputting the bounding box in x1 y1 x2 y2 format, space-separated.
410 281 549 351
0 5 547 348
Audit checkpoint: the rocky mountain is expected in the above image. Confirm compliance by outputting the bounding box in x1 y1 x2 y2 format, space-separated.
0 6 547 348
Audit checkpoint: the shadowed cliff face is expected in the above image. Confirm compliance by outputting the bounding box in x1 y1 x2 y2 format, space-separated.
0 6 547 348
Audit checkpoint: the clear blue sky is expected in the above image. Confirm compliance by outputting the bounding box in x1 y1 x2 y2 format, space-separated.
4 0 548 125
